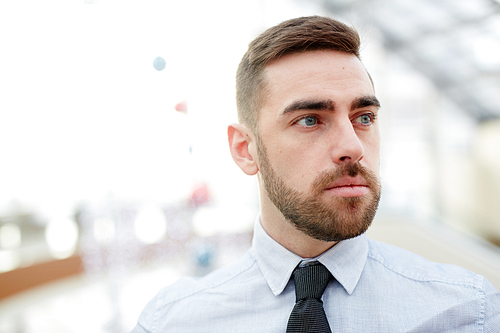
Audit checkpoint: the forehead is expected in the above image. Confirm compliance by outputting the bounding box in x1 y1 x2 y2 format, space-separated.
260 50 374 115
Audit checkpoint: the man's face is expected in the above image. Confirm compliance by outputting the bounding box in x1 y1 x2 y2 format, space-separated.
255 50 381 242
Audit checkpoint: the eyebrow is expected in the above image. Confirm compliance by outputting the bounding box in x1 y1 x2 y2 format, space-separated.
351 96 381 110
282 99 335 115
281 95 381 116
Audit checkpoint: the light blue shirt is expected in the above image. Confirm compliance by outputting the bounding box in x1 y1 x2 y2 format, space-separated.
132 219 500 332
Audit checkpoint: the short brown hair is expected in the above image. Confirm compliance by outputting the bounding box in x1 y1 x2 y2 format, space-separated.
235 16 361 132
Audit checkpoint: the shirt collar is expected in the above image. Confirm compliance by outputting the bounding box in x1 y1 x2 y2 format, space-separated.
316 232 368 295
252 217 368 296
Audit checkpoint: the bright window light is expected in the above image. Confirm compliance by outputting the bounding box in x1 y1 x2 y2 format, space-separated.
134 205 167 244
473 36 500 69
0 223 21 249
0 250 22 272
45 217 79 259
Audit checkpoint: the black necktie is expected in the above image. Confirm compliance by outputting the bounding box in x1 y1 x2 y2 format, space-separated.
286 262 333 333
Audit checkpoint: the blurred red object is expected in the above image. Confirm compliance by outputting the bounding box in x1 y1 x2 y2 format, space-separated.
175 100 188 113
190 182 211 207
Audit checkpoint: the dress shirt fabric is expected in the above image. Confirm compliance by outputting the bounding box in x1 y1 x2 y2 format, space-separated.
132 219 500 332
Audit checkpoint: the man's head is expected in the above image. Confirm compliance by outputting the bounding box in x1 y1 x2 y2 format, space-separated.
236 16 361 133
229 16 381 248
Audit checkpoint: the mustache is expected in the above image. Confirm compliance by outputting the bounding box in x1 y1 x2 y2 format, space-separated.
311 163 379 195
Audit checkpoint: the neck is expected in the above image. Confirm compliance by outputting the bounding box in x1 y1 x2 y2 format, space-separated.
259 194 337 258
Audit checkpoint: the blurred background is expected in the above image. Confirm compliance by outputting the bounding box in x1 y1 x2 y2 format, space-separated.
1 0 500 332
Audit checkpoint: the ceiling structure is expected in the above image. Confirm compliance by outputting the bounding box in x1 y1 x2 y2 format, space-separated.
313 0 500 122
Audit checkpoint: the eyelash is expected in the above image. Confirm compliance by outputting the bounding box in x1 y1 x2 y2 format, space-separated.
294 115 320 126
293 112 377 127
354 113 377 125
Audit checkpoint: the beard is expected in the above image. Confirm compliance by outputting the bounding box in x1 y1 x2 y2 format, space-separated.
256 137 381 242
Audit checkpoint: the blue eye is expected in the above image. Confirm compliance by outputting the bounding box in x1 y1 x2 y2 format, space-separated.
355 114 374 125
297 116 318 126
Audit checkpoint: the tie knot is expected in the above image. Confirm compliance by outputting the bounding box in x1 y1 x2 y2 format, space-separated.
292 263 332 301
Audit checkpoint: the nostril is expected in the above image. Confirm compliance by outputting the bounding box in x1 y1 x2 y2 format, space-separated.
339 155 363 163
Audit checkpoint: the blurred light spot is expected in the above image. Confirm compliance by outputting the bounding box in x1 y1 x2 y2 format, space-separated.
93 217 115 245
45 217 79 259
153 56 166 71
134 205 167 244
473 37 500 69
476 120 500 166
193 204 254 237
0 250 22 272
0 223 21 249
192 206 219 237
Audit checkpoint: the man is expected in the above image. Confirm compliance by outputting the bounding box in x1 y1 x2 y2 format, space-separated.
132 16 500 332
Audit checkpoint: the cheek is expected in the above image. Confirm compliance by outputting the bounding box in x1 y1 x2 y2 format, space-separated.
265 140 315 177
279 149 325 189
362 139 381 173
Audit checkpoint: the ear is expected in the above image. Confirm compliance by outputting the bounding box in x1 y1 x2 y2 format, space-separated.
228 123 259 176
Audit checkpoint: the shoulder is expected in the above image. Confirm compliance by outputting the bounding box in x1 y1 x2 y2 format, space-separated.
366 237 482 287
159 249 258 302
134 249 259 332
364 238 500 329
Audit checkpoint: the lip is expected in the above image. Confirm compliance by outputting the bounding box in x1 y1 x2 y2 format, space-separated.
324 175 369 197
325 175 368 190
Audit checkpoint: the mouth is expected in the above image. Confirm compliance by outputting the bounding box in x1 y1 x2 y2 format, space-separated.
324 175 369 198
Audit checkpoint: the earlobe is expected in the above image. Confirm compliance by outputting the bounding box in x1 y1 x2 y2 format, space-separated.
228 123 259 176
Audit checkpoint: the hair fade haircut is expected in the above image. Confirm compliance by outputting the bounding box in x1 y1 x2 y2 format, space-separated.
235 16 361 132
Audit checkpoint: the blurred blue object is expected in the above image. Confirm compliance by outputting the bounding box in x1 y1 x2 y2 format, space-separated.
153 56 166 71
195 244 215 268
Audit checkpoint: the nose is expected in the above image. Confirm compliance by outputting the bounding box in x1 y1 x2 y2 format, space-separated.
328 120 364 165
